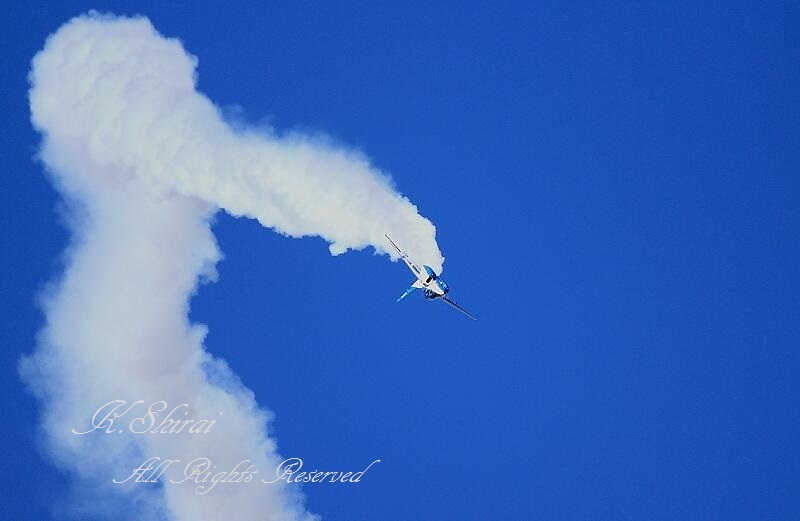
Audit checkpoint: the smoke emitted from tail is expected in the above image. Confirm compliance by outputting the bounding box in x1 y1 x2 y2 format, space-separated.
30 13 443 270
23 12 441 521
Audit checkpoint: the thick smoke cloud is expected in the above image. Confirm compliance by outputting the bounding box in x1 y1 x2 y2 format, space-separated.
30 13 442 269
23 12 441 521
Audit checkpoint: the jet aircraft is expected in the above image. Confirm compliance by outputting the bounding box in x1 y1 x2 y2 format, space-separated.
385 234 477 320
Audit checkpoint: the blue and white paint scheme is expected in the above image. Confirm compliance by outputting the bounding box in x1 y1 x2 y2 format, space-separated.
385 234 477 320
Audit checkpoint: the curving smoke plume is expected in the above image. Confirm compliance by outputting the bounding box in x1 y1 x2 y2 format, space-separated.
22 12 442 521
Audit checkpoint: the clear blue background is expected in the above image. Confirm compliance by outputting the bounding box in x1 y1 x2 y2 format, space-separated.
1 2 797 520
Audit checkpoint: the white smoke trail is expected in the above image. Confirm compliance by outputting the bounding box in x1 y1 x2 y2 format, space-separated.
29 13 442 269
22 12 442 521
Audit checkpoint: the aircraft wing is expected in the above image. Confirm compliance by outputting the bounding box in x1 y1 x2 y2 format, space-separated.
385 234 423 278
396 285 416 302
441 297 478 320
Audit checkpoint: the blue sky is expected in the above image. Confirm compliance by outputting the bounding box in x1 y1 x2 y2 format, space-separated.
1 2 797 520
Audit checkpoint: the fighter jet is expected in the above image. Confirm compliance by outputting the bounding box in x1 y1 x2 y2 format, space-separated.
385 234 477 320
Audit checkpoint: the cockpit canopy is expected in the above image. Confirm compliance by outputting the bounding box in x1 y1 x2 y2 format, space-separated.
423 266 439 284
